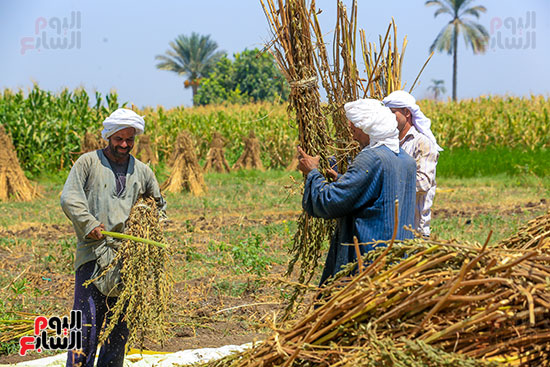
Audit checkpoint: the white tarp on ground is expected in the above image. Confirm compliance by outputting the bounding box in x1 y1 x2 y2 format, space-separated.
0 343 250 367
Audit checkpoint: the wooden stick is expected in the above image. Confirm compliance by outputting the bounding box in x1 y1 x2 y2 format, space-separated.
353 236 363 273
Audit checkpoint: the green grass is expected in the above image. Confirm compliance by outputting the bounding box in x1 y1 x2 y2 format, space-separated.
437 147 550 177
432 174 549 243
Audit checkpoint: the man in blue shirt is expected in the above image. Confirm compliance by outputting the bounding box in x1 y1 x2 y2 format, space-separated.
297 98 416 284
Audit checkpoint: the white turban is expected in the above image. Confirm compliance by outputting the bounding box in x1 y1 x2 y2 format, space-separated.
344 98 400 154
101 108 145 140
383 90 443 151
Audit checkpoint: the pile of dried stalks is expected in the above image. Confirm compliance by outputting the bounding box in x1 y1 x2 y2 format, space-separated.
233 131 264 171
200 217 550 366
81 131 103 153
0 125 38 201
204 132 231 173
135 134 158 165
0 311 44 346
94 197 173 349
162 131 206 196
500 211 550 250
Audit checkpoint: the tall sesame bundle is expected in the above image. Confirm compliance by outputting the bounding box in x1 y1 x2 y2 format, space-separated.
135 134 158 165
261 0 425 315
162 131 206 196
233 130 264 171
81 131 103 153
260 0 335 306
0 124 39 201
97 197 173 349
204 132 231 173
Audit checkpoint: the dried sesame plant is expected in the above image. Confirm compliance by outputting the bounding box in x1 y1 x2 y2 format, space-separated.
162 131 206 196
310 0 360 173
260 0 335 312
87 197 173 350
232 130 264 171
197 214 550 366
0 124 39 201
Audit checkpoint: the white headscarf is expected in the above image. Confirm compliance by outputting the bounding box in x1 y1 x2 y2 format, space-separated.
344 98 400 154
101 108 145 140
383 90 443 151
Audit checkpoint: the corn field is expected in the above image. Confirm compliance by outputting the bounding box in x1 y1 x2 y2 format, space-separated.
0 86 549 174
420 96 550 150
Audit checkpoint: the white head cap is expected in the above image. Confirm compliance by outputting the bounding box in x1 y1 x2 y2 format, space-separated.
101 108 145 140
383 90 443 151
344 98 400 154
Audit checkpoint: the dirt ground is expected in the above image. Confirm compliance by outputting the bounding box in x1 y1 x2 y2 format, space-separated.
0 213 296 365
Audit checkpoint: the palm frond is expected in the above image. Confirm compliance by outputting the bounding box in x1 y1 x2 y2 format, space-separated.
461 20 489 54
434 7 454 18
155 32 225 83
457 0 477 12
425 0 454 17
460 5 487 19
429 22 455 55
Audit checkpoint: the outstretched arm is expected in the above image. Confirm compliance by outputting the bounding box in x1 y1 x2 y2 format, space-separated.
302 152 382 219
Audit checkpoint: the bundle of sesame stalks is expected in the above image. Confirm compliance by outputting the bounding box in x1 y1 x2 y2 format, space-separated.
0 311 47 345
260 0 335 310
199 220 550 367
98 197 173 349
162 130 206 196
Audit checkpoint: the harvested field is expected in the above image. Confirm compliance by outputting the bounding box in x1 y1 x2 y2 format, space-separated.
0 169 548 364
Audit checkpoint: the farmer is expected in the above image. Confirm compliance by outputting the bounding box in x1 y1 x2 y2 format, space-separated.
383 90 443 237
297 99 416 285
60 108 166 367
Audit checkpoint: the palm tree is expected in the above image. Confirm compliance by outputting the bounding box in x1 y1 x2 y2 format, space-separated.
428 79 447 100
155 33 225 105
426 0 489 101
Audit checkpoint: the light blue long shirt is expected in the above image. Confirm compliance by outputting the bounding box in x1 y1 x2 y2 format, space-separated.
302 145 416 284
60 150 166 270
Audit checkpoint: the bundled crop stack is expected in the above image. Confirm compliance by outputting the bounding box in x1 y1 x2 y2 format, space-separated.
261 0 334 307
162 131 206 196
81 131 103 153
168 133 189 167
135 134 158 165
204 132 231 173
232 130 264 171
93 197 173 349
0 125 38 201
201 217 550 366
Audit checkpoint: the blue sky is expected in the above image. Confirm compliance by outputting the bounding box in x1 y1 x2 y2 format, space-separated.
1 0 548 108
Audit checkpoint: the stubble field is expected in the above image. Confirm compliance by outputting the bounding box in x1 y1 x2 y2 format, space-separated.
0 167 549 364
